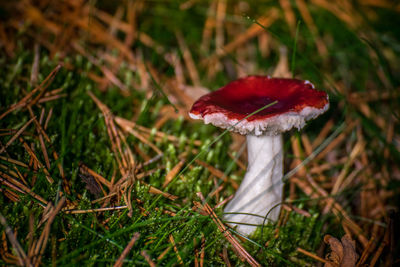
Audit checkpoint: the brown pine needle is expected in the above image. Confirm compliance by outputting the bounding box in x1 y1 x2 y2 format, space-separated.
0 117 36 154
294 175 369 247
87 91 130 176
310 180 365 238
63 205 128 214
369 241 386 267
169 234 184 266
215 0 226 56
0 156 28 168
119 122 163 156
19 137 53 184
194 192 260 267
0 64 62 121
356 235 376 266
33 197 66 266
26 106 70 194
316 120 358 160
205 9 279 63
37 94 67 103
370 213 392 267
279 0 296 34
115 116 202 147
200 234 205 267
113 232 140 267
162 160 185 188
141 250 156 267
201 1 216 53
157 246 172 261
222 247 232 267
37 108 50 169
295 0 327 56
297 247 330 264
176 31 200 86
348 89 400 103
0 171 47 205
195 160 238 189
323 140 364 213
2 188 20 202
147 184 178 201
0 213 30 266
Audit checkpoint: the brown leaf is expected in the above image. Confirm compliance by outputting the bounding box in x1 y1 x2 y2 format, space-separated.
79 174 102 198
324 234 359 267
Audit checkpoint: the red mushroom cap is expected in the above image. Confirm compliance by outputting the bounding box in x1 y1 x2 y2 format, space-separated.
189 75 329 136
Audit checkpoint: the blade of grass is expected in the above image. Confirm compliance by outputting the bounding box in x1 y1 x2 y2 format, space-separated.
291 20 301 78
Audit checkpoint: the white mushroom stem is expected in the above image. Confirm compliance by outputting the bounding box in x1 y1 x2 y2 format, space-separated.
224 134 283 235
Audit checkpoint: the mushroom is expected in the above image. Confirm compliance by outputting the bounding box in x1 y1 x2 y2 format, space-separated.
189 75 329 235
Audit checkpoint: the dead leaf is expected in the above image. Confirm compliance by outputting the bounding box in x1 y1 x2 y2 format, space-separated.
324 234 359 267
79 173 102 198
